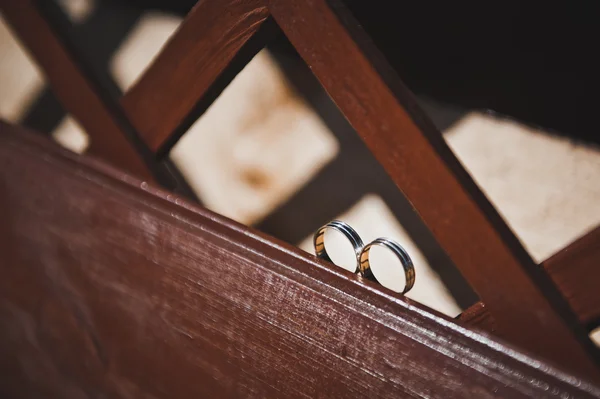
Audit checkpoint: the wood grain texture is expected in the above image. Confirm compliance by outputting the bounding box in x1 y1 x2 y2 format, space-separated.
120 0 271 153
2 123 600 397
461 226 600 331
0 0 153 180
268 0 600 378
458 302 498 335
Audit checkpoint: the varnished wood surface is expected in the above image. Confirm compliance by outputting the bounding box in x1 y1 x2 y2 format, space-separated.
2 123 600 397
120 0 272 153
458 302 498 335
0 0 153 180
545 226 600 329
4 0 600 384
461 226 600 331
268 0 600 378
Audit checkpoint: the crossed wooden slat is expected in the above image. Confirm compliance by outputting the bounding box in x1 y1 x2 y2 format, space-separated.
2 0 599 380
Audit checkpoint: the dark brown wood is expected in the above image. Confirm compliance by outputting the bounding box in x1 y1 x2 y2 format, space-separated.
4 0 600 389
461 226 600 331
268 0 600 378
458 302 498 335
545 225 600 329
120 0 271 153
0 0 153 180
2 123 600 397
256 47 478 309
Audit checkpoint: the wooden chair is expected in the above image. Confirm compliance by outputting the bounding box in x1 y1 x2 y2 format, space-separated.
1 0 600 396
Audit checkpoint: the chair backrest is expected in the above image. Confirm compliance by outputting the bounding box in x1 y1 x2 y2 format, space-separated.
1 121 599 397
1 0 599 383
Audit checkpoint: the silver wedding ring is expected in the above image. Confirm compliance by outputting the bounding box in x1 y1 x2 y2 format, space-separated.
313 220 364 273
359 238 415 294
313 221 416 294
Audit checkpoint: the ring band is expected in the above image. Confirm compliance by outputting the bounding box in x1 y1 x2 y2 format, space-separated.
359 238 416 294
313 220 364 273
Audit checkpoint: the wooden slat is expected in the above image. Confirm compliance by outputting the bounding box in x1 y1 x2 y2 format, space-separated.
120 0 272 153
268 0 600 378
258 44 478 308
20 0 143 134
461 226 600 331
0 0 153 180
546 226 600 328
458 302 498 335
2 122 600 398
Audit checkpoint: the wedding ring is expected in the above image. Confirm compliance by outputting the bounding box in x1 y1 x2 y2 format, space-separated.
359 238 416 294
313 220 364 273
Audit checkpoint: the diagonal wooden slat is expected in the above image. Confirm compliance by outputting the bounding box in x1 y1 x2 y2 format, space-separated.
120 0 273 154
21 0 143 134
460 225 600 331
256 46 478 308
2 121 600 397
0 0 153 180
13 1 200 202
268 0 600 378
